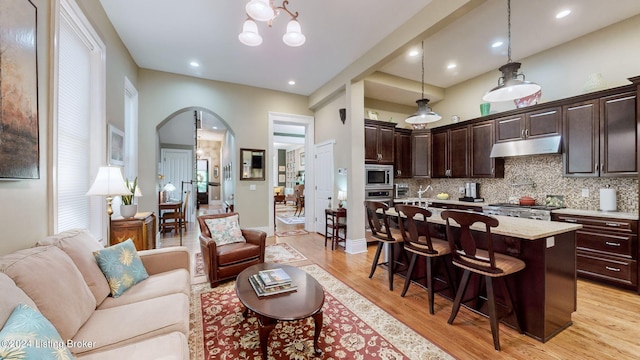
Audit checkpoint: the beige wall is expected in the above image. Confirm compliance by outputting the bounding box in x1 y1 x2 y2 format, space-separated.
136 69 312 228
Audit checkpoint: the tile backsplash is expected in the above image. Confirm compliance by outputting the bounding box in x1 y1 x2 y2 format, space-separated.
401 154 639 213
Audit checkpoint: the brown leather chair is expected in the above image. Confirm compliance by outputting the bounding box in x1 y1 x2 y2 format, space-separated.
197 212 266 287
441 210 526 351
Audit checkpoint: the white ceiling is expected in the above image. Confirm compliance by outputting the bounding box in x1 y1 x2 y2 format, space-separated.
100 0 640 108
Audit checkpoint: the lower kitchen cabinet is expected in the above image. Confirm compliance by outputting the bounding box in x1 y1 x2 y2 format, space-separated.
552 213 638 291
110 212 157 250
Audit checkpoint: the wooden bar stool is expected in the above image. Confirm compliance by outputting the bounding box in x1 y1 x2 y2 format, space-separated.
441 210 526 351
395 204 456 315
325 208 347 250
364 201 406 291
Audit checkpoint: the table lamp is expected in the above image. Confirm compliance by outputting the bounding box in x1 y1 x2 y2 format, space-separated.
86 166 132 219
338 190 347 208
162 183 176 202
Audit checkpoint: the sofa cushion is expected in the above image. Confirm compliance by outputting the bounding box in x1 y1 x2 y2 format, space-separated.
0 273 38 329
75 331 188 360
0 303 74 359
70 293 189 354
97 268 190 310
0 246 96 341
93 239 149 298
37 228 110 306
204 214 247 246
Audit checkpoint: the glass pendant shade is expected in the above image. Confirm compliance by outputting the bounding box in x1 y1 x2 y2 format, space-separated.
482 62 541 102
405 99 441 125
282 20 305 47
245 0 274 22
238 19 263 46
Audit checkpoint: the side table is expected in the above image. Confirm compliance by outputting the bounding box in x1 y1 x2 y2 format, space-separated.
110 212 156 250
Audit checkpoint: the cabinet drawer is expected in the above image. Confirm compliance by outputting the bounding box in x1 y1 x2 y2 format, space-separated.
553 214 636 234
576 230 634 258
577 251 637 287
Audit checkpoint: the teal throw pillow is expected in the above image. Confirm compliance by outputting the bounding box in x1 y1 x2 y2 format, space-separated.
0 303 74 360
93 239 149 297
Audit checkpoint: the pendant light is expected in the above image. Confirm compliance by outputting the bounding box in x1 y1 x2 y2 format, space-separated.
483 0 541 102
405 41 441 127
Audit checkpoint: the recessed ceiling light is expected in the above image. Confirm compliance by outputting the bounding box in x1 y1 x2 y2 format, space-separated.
288 80 296 85
212 126 218 130
556 9 571 19
190 61 200 67
409 49 420 57
447 63 457 69
491 41 503 48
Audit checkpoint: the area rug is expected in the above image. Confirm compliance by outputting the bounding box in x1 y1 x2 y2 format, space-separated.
276 215 305 225
274 229 309 237
193 243 307 277
188 265 453 360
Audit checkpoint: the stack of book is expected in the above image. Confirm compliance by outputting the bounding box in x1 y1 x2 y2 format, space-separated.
249 268 297 297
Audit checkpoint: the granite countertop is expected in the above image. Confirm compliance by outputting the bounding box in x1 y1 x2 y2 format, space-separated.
393 197 489 207
551 208 639 221
384 208 582 240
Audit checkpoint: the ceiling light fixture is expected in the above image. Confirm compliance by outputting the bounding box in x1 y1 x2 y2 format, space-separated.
491 41 503 48
239 0 305 47
483 0 541 102
405 40 441 128
556 9 571 19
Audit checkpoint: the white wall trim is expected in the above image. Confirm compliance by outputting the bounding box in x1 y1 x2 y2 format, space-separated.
345 238 367 254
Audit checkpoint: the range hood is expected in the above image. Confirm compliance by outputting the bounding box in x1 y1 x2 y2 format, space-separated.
490 135 561 158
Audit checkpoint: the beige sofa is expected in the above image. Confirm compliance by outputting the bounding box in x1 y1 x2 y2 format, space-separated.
0 229 190 359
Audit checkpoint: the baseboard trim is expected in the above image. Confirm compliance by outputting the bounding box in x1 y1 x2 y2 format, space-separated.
345 238 367 254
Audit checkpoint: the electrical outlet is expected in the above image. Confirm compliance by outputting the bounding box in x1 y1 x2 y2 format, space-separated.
581 188 589 197
458 187 465 194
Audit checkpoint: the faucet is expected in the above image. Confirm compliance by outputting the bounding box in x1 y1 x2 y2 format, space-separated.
417 185 433 206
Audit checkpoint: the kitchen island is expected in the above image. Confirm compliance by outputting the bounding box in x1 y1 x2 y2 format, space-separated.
383 207 582 342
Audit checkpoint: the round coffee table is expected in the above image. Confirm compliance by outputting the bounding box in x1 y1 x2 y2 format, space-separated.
236 263 325 359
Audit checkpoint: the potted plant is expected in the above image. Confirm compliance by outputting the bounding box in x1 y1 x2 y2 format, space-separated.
120 177 138 218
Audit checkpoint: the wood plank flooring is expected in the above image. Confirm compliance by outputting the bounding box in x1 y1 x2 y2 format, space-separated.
161 208 640 360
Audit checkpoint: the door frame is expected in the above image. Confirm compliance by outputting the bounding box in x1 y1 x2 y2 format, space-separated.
268 112 314 236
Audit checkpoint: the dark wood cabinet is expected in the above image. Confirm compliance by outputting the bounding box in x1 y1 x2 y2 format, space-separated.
563 92 637 177
552 213 638 291
364 119 395 164
431 128 469 178
110 212 157 250
393 128 411 178
496 106 561 143
411 131 431 177
470 120 503 178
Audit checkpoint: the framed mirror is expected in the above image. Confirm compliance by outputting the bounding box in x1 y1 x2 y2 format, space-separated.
240 148 265 180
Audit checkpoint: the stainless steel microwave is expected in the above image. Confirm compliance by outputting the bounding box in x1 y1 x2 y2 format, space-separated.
364 164 393 189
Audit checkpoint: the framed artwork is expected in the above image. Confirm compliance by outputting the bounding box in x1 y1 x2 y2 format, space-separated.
0 0 40 179
108 124 124 166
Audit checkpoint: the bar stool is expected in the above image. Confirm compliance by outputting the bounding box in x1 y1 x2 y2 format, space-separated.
395 204 456 315
325 208 347 250
364 201 406 291
441 210 526 351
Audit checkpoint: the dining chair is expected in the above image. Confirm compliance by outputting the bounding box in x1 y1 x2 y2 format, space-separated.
395 204 456 315
325 208 347 250
441 210 526 351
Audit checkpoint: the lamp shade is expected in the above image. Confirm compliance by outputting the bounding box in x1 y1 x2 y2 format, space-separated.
239 19 263 46
245 0 274 22
337 190 347 201
282 20 305 47
134 185 143 197
86 166 132 196
162 183 176 192
405 99 442 125
482 62 541 102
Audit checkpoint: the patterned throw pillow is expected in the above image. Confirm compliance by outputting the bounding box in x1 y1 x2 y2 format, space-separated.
93 239 149 298
204 215 247 246
0 303 74 360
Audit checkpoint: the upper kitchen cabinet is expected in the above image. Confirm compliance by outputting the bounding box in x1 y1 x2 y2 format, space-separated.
411 130 431 178
470 120 504 178
365 119 395 164
394 128 411 178
432 127 469 178
563 92 637 177
496 106 561 143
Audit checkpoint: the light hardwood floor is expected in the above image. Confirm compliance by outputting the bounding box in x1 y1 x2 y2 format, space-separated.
160 206 640 360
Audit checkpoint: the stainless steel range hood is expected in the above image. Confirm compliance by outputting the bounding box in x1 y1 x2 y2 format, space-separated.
490 135 561 158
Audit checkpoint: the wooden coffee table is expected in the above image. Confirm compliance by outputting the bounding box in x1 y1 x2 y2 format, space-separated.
236 263 325 359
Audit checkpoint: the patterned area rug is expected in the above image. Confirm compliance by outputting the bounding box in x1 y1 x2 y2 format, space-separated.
274 229 309 237
188 265 453 360
193 243 307 277
276 215 305 225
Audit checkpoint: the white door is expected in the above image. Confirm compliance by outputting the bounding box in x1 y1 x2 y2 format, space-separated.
161 148 194 221
314 142 334 233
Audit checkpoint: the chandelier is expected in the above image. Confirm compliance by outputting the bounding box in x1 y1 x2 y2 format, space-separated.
239 0 306 47
405 41 441 128
483 0 540 102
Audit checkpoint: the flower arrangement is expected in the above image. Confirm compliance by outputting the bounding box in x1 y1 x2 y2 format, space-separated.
121 177 137 205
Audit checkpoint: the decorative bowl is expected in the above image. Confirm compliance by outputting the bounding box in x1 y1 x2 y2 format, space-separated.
519 196 535 206
436 193 449 200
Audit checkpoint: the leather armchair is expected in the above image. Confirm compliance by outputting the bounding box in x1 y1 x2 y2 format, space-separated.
197 212 266 287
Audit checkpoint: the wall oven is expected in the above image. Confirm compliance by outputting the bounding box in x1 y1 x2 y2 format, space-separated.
364 164 393 190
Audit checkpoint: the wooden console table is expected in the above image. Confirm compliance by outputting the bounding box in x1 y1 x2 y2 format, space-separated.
110 212 156 250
